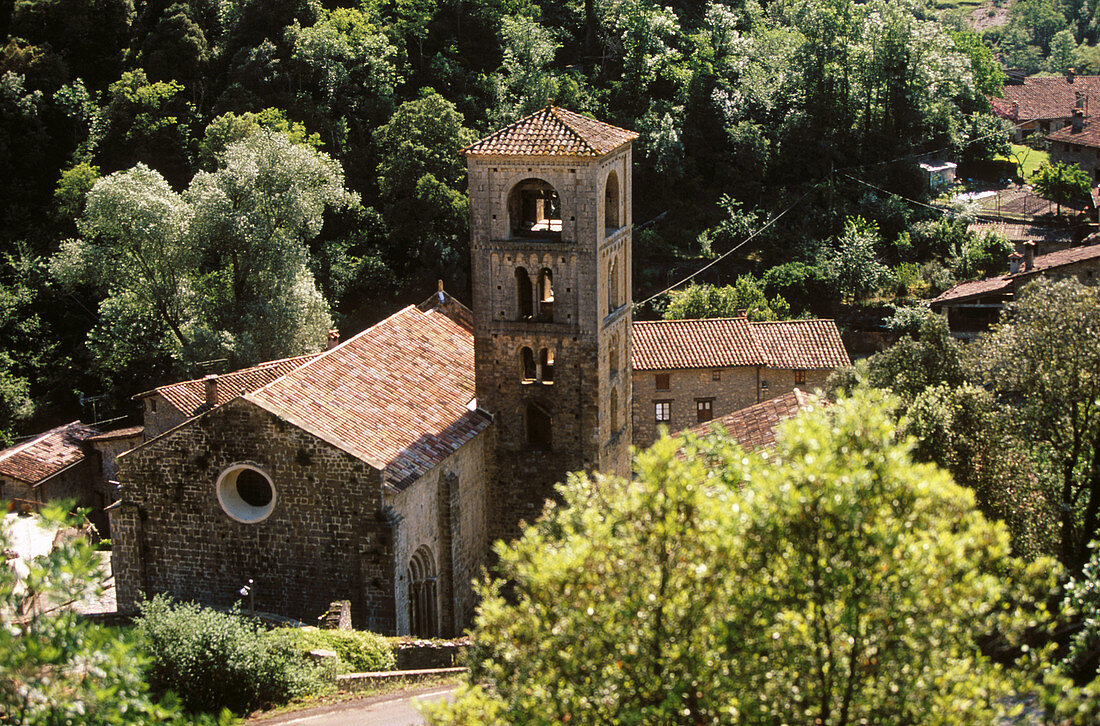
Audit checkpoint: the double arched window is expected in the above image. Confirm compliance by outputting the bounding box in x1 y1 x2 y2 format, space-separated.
520 346 555 384
407 546 438 638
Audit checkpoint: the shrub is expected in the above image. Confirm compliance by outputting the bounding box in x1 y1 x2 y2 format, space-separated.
135 595 329 713
282 627 395 673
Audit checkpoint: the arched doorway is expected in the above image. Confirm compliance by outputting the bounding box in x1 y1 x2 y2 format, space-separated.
407 546 438 638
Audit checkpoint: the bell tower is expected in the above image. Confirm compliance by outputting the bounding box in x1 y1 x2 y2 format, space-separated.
465 106 636 542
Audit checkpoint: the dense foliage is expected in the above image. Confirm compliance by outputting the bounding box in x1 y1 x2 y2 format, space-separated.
424 391 1057 724
283 627 396 673
0 505 228 725
0 0 1011 440
135 595 330 714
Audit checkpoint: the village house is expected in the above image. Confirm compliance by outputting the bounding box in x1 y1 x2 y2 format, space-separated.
630 317 849 448
683 388 818 452
1047 110 1100 181
991 70 1100 141
930 239 1100 337
0 421 141 533
967 221 1079 257
106 107 854 636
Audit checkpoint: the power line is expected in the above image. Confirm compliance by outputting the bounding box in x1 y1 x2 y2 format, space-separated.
634 183 822 306
838 172 954 215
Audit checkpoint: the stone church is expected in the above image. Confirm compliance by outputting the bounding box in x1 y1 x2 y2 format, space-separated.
110 107 638 636
108 107 849 636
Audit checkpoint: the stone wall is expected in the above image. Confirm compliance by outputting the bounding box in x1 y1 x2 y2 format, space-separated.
112 398 396 632
1050 138 1100 180
762 368 832 400
141 394 189 440
631 366 760 448
387 429 491 636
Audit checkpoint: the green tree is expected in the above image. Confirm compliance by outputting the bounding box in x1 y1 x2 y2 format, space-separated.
197 108 322 169
373 93 476 272
820 216 891 303
973 278 1100 570
0 503 227 725
662 278 791 321
1048 29 1081 73
949 29 1006 97
425 391 1055 724
1032 161 1091 216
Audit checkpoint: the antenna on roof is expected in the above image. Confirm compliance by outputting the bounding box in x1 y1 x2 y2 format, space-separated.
195 358 229 373
78 392 108 425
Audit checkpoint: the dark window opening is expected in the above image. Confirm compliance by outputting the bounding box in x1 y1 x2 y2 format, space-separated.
526 403 553 449
516 267 533 320
521 347 536 382
605 171 621 234
236 469 273 507
608 257 621 312
508 179 562 239
794 370 806 385
407 546 438 638
655 373 670 391
712 369 722 382
539 348 555 383
538 268 554 322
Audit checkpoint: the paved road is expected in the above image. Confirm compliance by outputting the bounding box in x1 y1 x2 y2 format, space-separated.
251 686 456 726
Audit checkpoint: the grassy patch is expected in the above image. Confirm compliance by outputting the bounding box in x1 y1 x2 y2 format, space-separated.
246 673 463 721
1007 144 1050 179
930 0 986 9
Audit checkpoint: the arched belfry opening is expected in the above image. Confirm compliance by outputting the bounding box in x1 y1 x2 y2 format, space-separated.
538 268 554 321
608 256 621 313
521 346 536 382
508 179 562 239
515 267 533 320
605 171 620 233
407 546 438 638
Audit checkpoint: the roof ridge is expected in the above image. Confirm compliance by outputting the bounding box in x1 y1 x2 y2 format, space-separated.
0 421 87 462
547 106 599 155
749 318 835 325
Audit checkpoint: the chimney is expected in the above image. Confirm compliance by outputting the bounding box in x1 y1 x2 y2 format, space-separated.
1009 251 1022 274
327 329 340 350
1069 67 1076 83
1073 108 1085 133
203 374 218 408
1024 241 1036 271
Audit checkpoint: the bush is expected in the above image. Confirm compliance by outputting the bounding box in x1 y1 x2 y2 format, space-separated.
135 595 330 713
282 627 395 673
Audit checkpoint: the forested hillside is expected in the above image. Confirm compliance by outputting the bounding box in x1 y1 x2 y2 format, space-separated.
0 0 1010 439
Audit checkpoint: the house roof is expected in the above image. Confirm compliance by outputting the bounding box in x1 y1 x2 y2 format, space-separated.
967 221 1076 245
931 240 1100 305
1048 119 1100 149
0 422 99 485
996 75 1100 121
631 317 767 371
464 106 637 157
749 319 852 370
630 317 850 371
684 389 816 451
137 354 320 416
246 305 489 491
85 426 144 443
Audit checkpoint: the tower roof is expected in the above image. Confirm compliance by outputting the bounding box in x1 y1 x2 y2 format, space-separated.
464 106 638 157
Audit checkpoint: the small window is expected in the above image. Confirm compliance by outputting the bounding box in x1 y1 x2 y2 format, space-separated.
149 398 157 413
655 401 671 423
711 369 721 382
516 267 533 320
696 399 713 423
539 348 555 383
794 370 806 385
655 373 670 391
521 347 536 382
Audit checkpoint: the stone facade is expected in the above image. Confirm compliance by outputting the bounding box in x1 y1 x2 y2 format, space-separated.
140 394 189 440
631 365 831 448
111 398 396 632
467 145 634 544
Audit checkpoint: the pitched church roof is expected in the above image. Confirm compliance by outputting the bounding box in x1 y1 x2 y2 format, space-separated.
631 317 850 371
0 422 99 484
684 389 817 451
136 353 320 415
464 106 638 157
246 305 489 491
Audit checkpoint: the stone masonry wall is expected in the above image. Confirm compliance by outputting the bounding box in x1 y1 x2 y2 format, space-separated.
113 398 395 632
632 366 761 448
387 429 490 636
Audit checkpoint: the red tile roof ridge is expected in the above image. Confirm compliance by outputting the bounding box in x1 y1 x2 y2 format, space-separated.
84 425 144 442
134 352 320 401
464 105 638 157
0 421 100 484
931 241 1100 304
682 389 823 451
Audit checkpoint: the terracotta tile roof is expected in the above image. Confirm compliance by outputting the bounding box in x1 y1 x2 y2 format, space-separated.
967 221 1075 245
247 306 490 491
0 422 99 484
85 426 144 443
1048 119 1100 149
998 75 1100 121
930 275 1013 305
750 319 852 370
464 106 637 157
139 354 320 416
684 390 817 451
931 241 1100 305
631 317 767 370
990 96 1019 121
631 317 850 371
